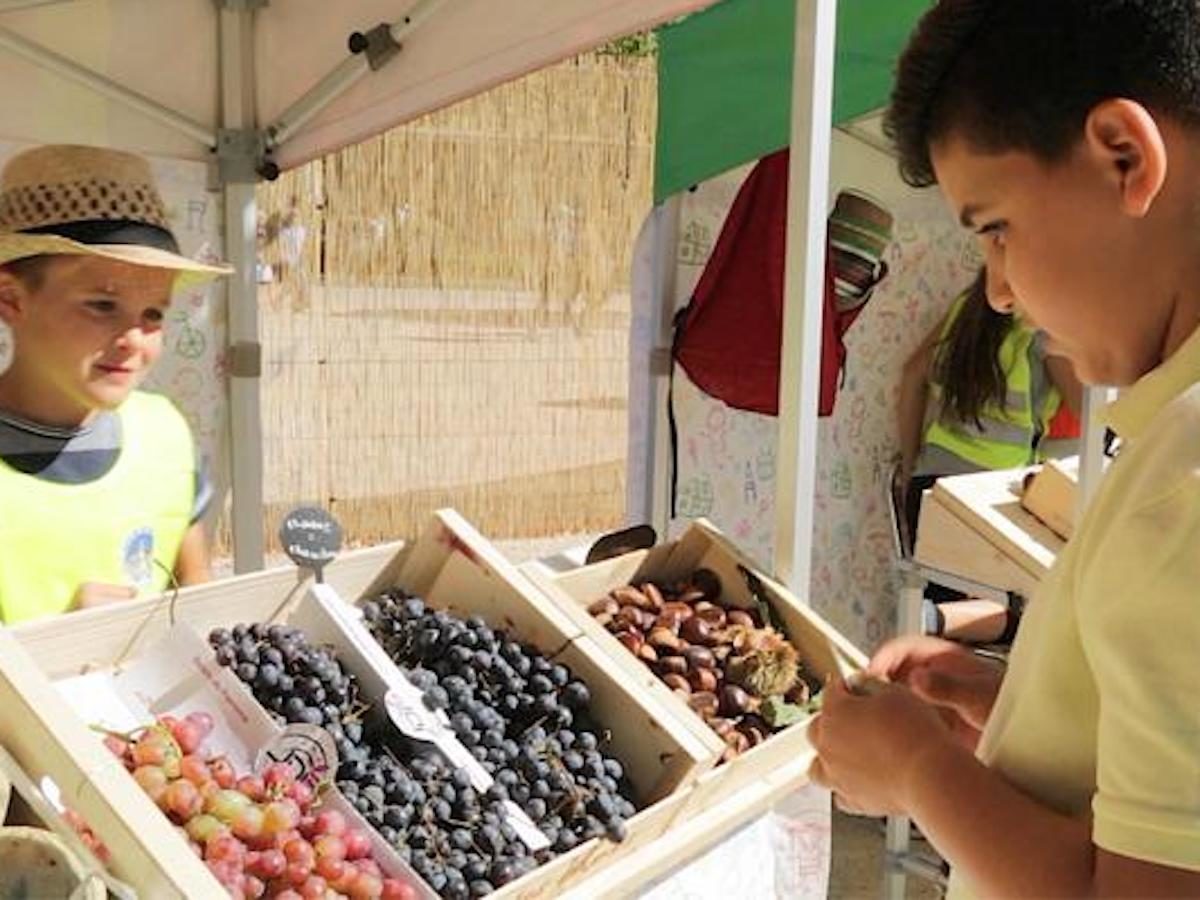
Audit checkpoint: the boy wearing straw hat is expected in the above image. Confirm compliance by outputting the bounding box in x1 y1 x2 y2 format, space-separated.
808 1 1200 897
0 144 230 624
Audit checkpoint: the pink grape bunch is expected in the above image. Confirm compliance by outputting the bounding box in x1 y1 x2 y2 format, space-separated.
104 712 418 900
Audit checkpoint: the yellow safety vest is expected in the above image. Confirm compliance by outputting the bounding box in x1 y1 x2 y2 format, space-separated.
922 294 1061 471
0 391 195 624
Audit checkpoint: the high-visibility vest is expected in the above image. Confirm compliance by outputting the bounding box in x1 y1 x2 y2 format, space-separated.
0 391 195 624
921 294 1062 472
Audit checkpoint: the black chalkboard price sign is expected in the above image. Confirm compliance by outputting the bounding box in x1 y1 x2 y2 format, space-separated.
278 506 343 581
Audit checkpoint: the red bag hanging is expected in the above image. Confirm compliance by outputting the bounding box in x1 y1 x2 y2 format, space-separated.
672 149 890 417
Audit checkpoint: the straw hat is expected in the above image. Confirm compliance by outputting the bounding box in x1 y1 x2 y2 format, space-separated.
0 144 231 289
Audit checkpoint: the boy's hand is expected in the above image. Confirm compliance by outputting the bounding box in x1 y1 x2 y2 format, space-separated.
868 635 1004 751
72 582 137 610
808 677 960 816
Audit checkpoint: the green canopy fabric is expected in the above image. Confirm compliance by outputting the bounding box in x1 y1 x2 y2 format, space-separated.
654 0 930 202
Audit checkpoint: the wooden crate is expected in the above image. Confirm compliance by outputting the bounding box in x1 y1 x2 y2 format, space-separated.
914 468 1061 597
0 630 222 898
12 510 713 900
523 518 865 848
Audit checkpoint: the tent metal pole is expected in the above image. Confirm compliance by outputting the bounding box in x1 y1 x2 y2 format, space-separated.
774 0 836 595
219 0 266 573
646 196 682 535
266 0 449 148
0 26 215 146
1076 386 1112 515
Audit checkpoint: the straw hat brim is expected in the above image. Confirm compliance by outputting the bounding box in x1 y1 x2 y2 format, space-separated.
0 232 232 291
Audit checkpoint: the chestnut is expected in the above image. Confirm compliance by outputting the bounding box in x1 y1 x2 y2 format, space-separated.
680 617 714 646
617 605 644 629
726 609 758 629
588 596 619 617
654 608 686 633
614 585 654 610
657 655 688 677
707 717 737 738
615 631 644 655
642 582 666 611
683 646 716 671
695 605 727 628
637 643 659 664
688 667 719 693
688 691 720 719
662 601 694 622
662 673 691 693
719 684 755 718
648 626 684 653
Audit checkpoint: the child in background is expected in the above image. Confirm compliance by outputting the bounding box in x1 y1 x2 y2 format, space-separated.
898 266 1080 642
0 144 229 624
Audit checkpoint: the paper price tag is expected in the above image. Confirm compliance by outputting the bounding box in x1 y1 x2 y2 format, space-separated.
383 686 492 790
503 801 552 851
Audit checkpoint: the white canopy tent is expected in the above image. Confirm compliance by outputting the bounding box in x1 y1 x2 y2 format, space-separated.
0 0 744 573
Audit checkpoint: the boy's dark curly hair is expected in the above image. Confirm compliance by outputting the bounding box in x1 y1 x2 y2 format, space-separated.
885 0 1200 187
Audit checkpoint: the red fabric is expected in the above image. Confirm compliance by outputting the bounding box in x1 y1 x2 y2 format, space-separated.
673 149 860 417
1047 403 1081 439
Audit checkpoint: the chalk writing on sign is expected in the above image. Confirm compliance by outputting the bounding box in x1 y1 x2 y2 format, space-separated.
278 506 343 573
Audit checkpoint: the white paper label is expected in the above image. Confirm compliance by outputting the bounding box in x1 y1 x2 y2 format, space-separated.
503 800 552 851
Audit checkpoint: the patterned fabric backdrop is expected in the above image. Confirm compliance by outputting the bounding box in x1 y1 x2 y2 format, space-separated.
0 141 229 525
667 157 981 651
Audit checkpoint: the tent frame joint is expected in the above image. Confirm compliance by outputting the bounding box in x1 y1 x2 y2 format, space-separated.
354 23 402 71
228 341 263 378
216 127 277 184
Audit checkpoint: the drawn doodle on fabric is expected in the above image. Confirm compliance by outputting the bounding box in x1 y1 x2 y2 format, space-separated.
831 459 852 500
676 476 715 518
186 198 209 233
755 445 776 482
705 404 728 437
743 461 758 505
175 323 207 360
678 220 713 267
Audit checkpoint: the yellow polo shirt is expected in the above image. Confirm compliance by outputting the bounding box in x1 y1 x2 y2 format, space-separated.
950 323 1200 897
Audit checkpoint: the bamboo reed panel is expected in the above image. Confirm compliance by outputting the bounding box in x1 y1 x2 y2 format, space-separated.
219 54 655 555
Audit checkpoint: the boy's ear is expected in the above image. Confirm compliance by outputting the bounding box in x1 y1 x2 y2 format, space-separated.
0 270 28 326
1083 99 1167 219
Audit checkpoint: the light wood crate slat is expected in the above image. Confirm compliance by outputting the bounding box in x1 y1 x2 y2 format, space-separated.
0 631 223 897
12 509 712 899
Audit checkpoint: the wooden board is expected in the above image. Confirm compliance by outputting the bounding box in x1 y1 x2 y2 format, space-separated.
12 509 711 900
921 468 1063 587
913 493 1043 599
523 517 866 866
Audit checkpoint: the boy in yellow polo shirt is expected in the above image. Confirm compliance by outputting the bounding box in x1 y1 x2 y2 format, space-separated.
0 144 229 623
808 2 1200 897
